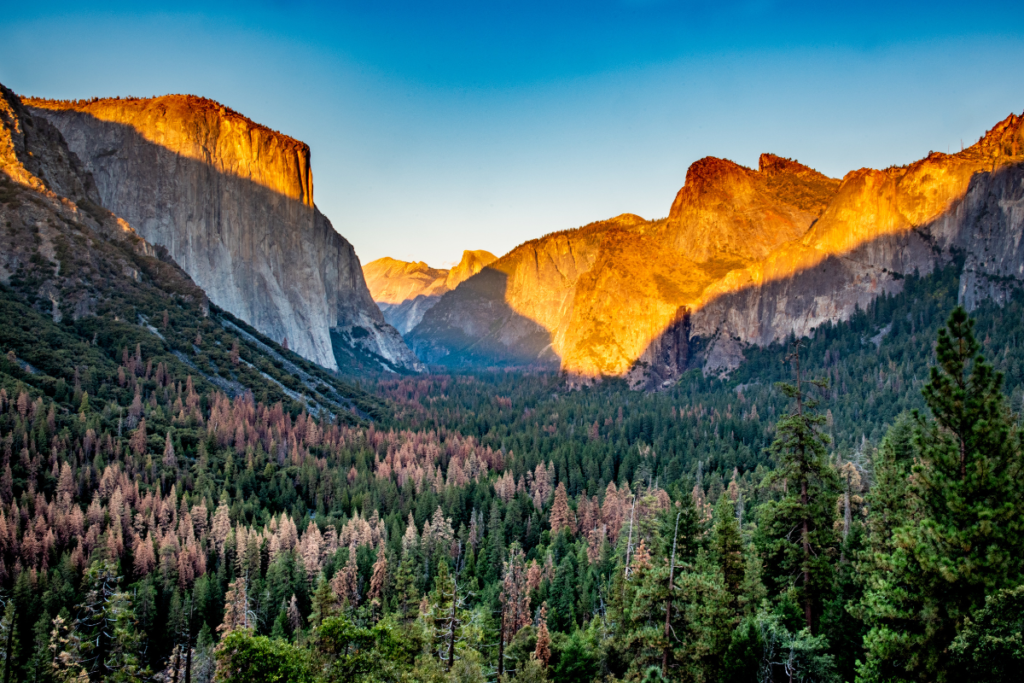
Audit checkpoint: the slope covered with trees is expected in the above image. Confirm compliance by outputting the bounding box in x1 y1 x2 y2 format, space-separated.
3 211 1024 682
4 79 1024 683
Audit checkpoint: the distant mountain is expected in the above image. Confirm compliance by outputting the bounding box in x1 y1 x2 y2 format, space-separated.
363 249 496 334
25 93 421 374
407 118 1024 388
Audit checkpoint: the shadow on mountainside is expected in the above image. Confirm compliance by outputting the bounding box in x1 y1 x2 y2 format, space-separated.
403 151 1024 389
23 101 410 375
407 267 559 369
628 160 1024 389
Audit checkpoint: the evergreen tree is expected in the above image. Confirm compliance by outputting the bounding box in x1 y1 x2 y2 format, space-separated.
547 554 577 633
0 600 18 683
711 493 745 610
391 552 420 623
51 561 148 682
859 308 1024 682
309 576 336 628
485 504 505 584
758 345 839 632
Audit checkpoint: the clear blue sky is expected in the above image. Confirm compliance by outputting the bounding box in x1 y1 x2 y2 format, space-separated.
3 1 1024 267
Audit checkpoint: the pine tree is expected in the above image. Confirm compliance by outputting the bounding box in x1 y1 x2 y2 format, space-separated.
758 343 839 632
427 562 471 671
391 552 420 623
549 483 572 536
162 432 176 469
534 603 551 667
485 504 504 584
499 543 531 676
859 308 1024 682
219 577 252 634
309 575 336 628
368 543 388 612
129 419 147 457
711 493 744 609
52 561 149 681
0 600 17 683
547 554 577 632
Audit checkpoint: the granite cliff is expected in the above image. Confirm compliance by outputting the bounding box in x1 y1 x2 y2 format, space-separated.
407 115 1024 388
363 249 496 334
0 82 382 416
25 94 421 374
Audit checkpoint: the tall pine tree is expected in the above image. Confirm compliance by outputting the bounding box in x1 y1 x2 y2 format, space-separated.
859 307 1024 682
758 343 839 633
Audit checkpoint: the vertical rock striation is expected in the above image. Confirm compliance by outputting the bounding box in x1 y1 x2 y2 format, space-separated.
26 94 420 373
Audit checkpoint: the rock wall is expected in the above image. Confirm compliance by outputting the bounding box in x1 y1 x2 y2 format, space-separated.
363 250 496 334
408 114 1024 388
27 95 420 373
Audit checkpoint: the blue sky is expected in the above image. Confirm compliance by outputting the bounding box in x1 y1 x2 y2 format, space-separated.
3 1 1024 267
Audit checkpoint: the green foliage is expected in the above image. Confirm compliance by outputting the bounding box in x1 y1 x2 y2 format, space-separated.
6 185 1024 683
213 629 313 683
949 584 1024 681
754 610 839 683
311 615 412 683
757 351 839 632
858 308 1024 682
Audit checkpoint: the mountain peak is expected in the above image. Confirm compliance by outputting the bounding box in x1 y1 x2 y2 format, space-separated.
972 110 1024 157
446 249 498 290
667 154 839 263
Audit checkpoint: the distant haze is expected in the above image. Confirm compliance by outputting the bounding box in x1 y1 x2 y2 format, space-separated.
2 1 1024 267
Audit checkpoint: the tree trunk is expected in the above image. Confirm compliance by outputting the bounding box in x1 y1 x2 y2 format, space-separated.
446 580 457 672
663 511 681 676
184 595 194 683
498 610 505 677
802 479 812 632
3 615 13 683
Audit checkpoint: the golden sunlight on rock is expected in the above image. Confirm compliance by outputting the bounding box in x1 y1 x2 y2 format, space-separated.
25 95 315 206
406 112 1024 388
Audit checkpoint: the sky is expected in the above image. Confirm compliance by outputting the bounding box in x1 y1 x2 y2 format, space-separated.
2 1 1024 268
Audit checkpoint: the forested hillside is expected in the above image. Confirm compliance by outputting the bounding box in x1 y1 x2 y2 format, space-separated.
3 194 1024 683
3 75 1024 683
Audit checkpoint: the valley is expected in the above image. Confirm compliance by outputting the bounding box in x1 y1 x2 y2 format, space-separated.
1 75 1023 683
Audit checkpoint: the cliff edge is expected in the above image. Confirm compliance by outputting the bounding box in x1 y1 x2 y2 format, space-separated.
26 94 421 374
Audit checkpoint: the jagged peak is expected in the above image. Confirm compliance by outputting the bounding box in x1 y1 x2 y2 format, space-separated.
972 110 1024 156
446 249 499 290
758 153 834 182
682 156 753 186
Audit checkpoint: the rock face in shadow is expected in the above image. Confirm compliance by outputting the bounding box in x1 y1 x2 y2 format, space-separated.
407 114 1024 388
1 81 193 328
407 267 556 367
363 250 497 334
688 117 1024 378
26 95 420 373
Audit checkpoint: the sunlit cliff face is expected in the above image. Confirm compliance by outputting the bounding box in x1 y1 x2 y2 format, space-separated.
401 112 1024 384
25 95 315 208
24 94 423 374
363 250 498 306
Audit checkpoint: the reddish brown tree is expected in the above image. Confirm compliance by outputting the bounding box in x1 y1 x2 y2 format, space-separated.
549 482 573 536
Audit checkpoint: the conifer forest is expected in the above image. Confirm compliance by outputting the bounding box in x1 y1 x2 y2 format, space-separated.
2 255 1024 683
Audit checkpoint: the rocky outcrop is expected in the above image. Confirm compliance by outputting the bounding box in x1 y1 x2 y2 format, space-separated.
1 82 194 324
26 94 421 373
363 250 496 334
687 115 1024 377
409 114 1024 388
